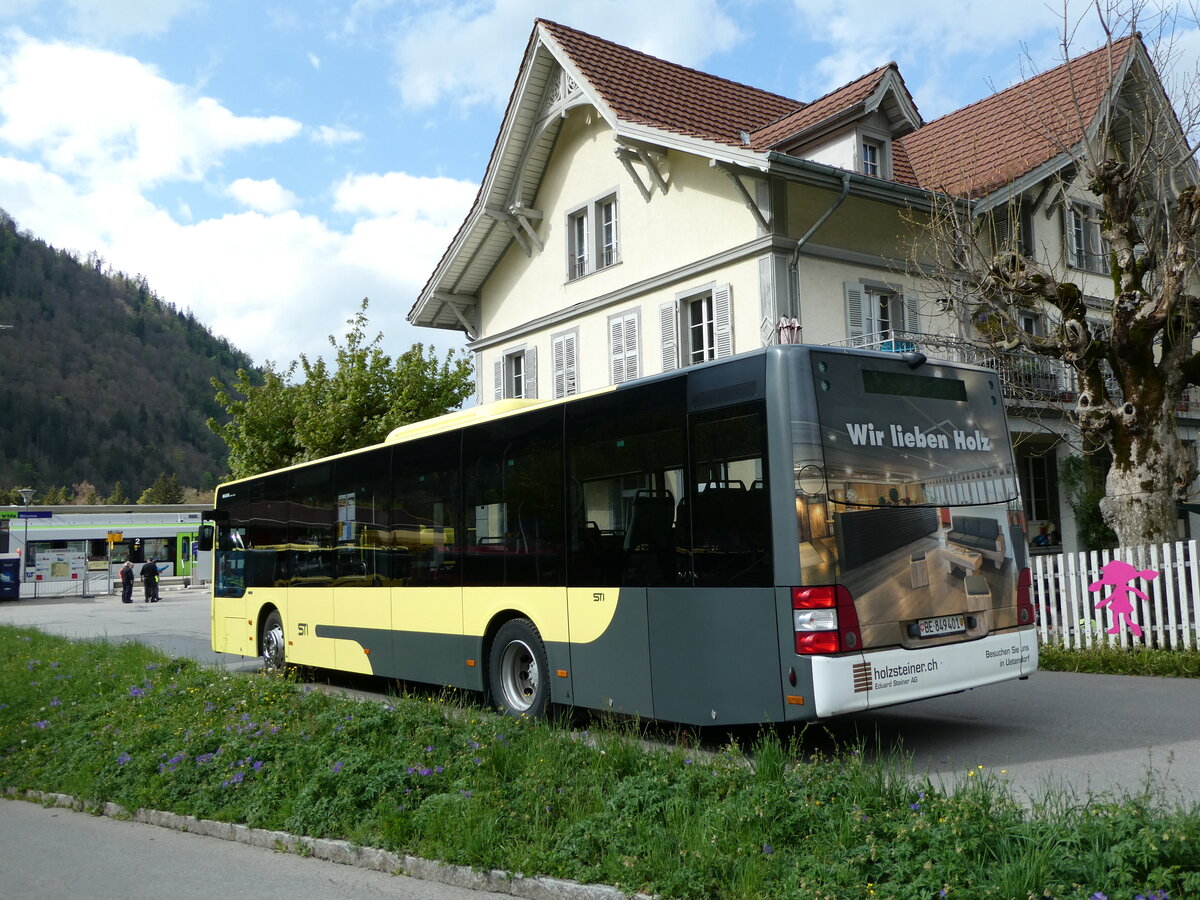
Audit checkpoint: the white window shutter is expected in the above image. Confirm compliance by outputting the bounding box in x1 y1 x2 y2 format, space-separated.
552 335 566 398
904 294 920 333
624 314 639 381
845 284 865 345
1067 208 1081 268
659 302 678 372
524 347 537 399
562 333 577 396
610 315 626 384
493 358 503 401
713 283 733 358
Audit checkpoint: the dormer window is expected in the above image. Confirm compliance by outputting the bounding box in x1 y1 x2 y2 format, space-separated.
856 132 891 180
862 140 881 177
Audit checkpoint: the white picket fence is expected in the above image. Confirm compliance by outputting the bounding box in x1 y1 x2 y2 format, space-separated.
1031 540 1200 650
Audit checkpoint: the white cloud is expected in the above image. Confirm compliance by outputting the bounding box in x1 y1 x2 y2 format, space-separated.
227 177 299 214
307 51 320 69
333 171 477 222
312 124 364 146
63 0 202 40
0 32 302 190
386 0 745 110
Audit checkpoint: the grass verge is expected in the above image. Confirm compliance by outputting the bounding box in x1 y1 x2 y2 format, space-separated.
1037 643 1200 677
2 624 1197 900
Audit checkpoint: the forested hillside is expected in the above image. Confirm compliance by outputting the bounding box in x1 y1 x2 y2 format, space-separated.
0 210 254 497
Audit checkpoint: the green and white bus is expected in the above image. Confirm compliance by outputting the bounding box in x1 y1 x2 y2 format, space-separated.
203 345 1036 725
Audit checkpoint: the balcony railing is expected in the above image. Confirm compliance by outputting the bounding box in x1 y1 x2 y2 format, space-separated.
828 330 1200 415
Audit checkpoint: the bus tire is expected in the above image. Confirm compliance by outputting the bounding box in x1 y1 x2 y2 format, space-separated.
488 618 549 718
261 610 285 670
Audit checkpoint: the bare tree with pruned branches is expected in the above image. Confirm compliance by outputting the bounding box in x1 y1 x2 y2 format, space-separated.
908 1 1200 548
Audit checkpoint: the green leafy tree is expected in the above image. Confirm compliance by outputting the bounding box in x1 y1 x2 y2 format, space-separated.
209 299 474 479
138 473 186 505
41 485 70 505
208 363 303 478
105 481 130 504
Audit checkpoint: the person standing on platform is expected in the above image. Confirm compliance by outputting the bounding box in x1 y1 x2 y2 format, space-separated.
119 560 135 603
140 557 161 602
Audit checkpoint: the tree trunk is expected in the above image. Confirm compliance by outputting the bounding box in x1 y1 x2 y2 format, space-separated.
1098 404 1188 547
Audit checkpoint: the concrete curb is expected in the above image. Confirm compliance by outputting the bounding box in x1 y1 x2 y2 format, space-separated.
4 787 652 900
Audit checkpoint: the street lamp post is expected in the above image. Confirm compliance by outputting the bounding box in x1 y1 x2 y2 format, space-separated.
17 488 34 587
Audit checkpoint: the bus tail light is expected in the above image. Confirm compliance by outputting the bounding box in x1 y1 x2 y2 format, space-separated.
1016 567 1034 625
792 585 861 654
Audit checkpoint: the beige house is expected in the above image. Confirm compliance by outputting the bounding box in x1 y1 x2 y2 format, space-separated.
410 20 1199 552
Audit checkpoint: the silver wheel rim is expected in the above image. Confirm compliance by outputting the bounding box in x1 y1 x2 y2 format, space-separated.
498 639 538 712
263 620 285 669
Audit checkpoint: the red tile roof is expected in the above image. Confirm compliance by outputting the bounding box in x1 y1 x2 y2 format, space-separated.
749 64 896 150
900 35 1137 196
538 19 802 148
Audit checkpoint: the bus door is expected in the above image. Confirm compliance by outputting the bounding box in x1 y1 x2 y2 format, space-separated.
0 555 19 600
177 532 197 577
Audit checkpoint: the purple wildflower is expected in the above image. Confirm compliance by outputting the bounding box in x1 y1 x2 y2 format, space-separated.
117 752 131 766
331 760 344 774
50 698 61 707
762 844 773 855
129 686 144 697
33 720 48 729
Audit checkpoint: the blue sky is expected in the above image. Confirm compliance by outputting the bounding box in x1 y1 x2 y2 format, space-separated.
0 0 1195 368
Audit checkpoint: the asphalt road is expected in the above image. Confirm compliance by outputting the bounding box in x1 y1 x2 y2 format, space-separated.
0 799 512 900
4 585 1199 810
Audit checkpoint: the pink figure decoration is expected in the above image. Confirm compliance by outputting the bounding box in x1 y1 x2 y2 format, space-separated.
1087 559 1157 637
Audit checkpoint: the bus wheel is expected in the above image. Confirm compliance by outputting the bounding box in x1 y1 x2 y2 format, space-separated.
489 618 549 718
261 610 285 670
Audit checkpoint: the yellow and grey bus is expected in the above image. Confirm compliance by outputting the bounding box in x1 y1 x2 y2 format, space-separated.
202 345 1037 725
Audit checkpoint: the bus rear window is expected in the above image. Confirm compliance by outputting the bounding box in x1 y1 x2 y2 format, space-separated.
862 369 966 401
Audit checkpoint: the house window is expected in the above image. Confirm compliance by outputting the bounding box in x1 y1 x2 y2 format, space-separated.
568 211 588 280
1018 311 1042 337
552 330 578 398
1021 452 1054 523
844 282 919 346
861 140 881 177
567 192 619 281
507 352 525 399
493 347 537 400
608 310 639 384
660 284 733 371
1068 204 1109 274
686 293 716 365
599 198 617 268
993 204 1036 260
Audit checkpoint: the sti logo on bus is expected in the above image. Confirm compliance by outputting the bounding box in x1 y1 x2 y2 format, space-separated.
845 423 992 452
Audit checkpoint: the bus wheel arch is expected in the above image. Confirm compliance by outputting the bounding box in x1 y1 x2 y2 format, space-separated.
486 616 550 719
259 606 285 670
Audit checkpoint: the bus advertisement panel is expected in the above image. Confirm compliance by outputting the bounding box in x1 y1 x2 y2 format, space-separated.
206 345 1037 726
790 349 1035 716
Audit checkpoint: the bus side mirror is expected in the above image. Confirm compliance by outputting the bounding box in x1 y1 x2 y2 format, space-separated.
198 524 215 553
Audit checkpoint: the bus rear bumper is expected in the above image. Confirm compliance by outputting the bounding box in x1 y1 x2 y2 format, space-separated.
808 628 1038 718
